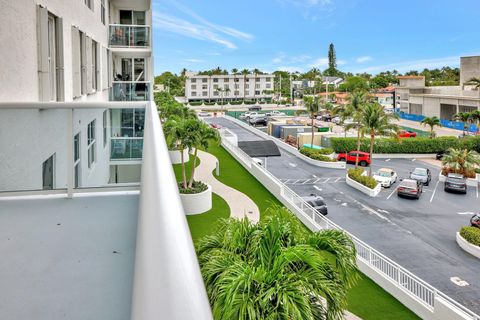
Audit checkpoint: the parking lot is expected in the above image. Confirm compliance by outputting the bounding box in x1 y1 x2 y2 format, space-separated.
206 116 480 314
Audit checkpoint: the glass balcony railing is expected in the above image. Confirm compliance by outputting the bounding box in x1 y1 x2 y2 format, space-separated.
109 24 150 48
110 138 143 160
109 81 150 101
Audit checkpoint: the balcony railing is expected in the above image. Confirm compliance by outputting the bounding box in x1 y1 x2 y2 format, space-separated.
109 24 150 48
110 81 150 101
110 138 143 160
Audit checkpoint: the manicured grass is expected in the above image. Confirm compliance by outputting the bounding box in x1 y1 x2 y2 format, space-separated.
186 193 230 243
205 144 420 320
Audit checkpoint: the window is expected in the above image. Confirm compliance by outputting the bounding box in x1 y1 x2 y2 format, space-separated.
191 79 196 83
234 78 239 82
202 84 208 90
255 90 261 95
213 91 219 96
213 78 218 83
80 31 87 95
100 0 106 24
74 134 80 188
266 84 271 89
92 40 98 91
202 78 207 83
87 120 96 168
202 91 208 96
84 0 93 10
245 84 249 89
103 110 107 148
120 10 146 25
192 92 197 97
234 90 240 96
213 84 219 90
256 78 260 82
234 84 240 89
224 78 229 82
266 77 271 81
255 84 260 89
37 7 64 101
42 154 55 190
191 85 196 90
224 84 229 90
246 79 250 82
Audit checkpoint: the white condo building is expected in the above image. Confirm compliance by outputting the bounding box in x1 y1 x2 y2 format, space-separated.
185 72 275 102
0 1 211 319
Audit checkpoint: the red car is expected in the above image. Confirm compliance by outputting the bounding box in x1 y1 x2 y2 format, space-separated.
210 123 222 129
399 130 417 138
337 151 371 166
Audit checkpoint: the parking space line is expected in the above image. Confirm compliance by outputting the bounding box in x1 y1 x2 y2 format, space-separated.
313 178 320 183
430 181 440 203
324 178 331 183
387 185 400 199
301 180 310 184
334 177 342 182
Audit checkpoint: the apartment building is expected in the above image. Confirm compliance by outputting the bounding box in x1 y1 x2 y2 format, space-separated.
185 72 275 102
0 1 210 319
396 56 480 119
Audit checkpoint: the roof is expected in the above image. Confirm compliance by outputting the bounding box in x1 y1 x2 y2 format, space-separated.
398 76 425 79
376 86 396 93
238 140 281 157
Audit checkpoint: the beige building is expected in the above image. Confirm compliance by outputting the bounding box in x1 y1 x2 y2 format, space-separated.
395 56 480 119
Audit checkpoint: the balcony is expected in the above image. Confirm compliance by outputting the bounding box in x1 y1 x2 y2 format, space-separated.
109 24 150 48
109 81 151 101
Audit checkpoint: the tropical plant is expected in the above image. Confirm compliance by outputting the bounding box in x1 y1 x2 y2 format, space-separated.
441 148 480 178
465 77 480 89
304 95 320 148
361 103 400 176
188 122 220 188
420 116 442 138
344 90 368 168
454 112 473 136
196 206 358 320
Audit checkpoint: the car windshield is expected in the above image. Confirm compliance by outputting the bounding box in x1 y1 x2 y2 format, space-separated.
313 199 325 207
377 170 391 177
401 180 417 188
412 168 427 176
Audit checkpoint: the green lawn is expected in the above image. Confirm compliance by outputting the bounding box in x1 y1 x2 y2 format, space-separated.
173 154 200 182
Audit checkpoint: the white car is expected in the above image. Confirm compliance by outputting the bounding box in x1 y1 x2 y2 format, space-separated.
240 111 259 119
197 111 211 117
373 168 398 188
266 110 286 117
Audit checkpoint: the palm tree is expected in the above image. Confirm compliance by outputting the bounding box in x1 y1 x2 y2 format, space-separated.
345 91 368 168
231 68 239 75
465 77 480 89
197 206 358 320
188 122 220 188
361 103 400 176
241 69 250 102
304 96 319 148
454 112 472 136
420 116 441 138
442 148 480 178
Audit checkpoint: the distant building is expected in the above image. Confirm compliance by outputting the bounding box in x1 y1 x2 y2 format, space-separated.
395 56 480 119
185 72 274 102
373 86 395 109
321 76 344 88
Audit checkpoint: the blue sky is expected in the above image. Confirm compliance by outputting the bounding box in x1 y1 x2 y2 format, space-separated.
153 0 480 75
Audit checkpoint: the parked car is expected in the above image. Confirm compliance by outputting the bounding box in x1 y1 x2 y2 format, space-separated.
209 123 222 129
471 213 480 228
240 111 260 120
409 167 432 186
249 116 267 126
444 173 467 194
399 130 417 138
332 116 341 124
248 105 262 111
337 151 371 166
266 110 286 117
436 151 445 160
397 179 423 199
302 194 328 216
316 113 332 122
373 168 398 188
197 111 211 117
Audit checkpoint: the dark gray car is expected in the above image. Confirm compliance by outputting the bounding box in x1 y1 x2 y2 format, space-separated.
397 179 423 199
444 173 467 194
410 167 432 186
302 194 328 216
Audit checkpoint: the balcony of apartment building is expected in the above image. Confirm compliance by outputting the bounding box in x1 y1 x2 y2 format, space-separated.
109 6 151 51
0 101 212 320
109 55 151 102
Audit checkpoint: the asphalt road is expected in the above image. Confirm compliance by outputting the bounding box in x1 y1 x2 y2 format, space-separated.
206 116 480 315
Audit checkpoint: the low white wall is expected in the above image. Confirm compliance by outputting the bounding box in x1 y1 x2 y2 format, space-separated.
298 152 346 169
179 184 212 215
169 149 190 165
345 174 381 197
456 232 480 259
372 154 437 159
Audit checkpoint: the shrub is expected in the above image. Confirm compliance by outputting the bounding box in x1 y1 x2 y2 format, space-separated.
460 226 480 247
299 148 337 162
189 102 203 106
229 101 243 105
348 168 378 189
178 180 208 194
330 136 480 154
475 168 480 174
204 102 217 106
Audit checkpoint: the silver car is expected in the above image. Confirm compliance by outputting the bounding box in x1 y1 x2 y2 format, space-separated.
409 168 432 186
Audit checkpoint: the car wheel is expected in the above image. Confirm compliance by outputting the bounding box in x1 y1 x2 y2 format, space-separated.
425 181 429 186
339 157 346 162
360 160 367 167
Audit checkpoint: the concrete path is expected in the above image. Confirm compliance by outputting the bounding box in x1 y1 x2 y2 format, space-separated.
195 150 260 223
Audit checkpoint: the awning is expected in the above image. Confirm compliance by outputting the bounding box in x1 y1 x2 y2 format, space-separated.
238 140 281 158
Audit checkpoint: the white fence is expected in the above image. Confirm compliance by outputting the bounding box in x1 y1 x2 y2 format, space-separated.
220 132 479 320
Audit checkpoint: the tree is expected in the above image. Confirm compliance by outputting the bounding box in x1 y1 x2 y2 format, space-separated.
338 76 369 92
241 69 250 101
304 96 320 147
328 43 337 70
454 112 473 136
188 122 220 188
197 206 358 320
442 148 480 178
465 77 480 89
361 103 400 176
231 68 239 75
420 116 442 138
344 91 368 168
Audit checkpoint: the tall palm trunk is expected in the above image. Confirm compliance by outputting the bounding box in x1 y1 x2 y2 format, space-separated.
311 115 315 147
188 148 199 188
180 149 187 189
355 122 361 169
369 131 375 177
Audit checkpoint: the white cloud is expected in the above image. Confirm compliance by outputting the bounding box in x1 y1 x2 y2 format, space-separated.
277 66 305 73
152 2 254 50
309 57 329 68
356 56 372 63
273 53 312 65
184 58 204 63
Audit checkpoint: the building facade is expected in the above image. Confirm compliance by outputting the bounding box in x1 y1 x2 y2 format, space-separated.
395 56 480 119
185 72 275 102
0 0 153 191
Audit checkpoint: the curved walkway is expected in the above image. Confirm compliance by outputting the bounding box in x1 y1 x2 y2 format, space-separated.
195 150 260 223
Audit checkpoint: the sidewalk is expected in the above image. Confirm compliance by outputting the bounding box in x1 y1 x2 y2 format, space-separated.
195 150 260 223
397 119 463 137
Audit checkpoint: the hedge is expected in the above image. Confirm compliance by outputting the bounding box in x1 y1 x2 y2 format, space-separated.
189 102 203 106
229 101 243 105
299 148 336 162
330 136 480 154
460 226 480 247
348 168 378 189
